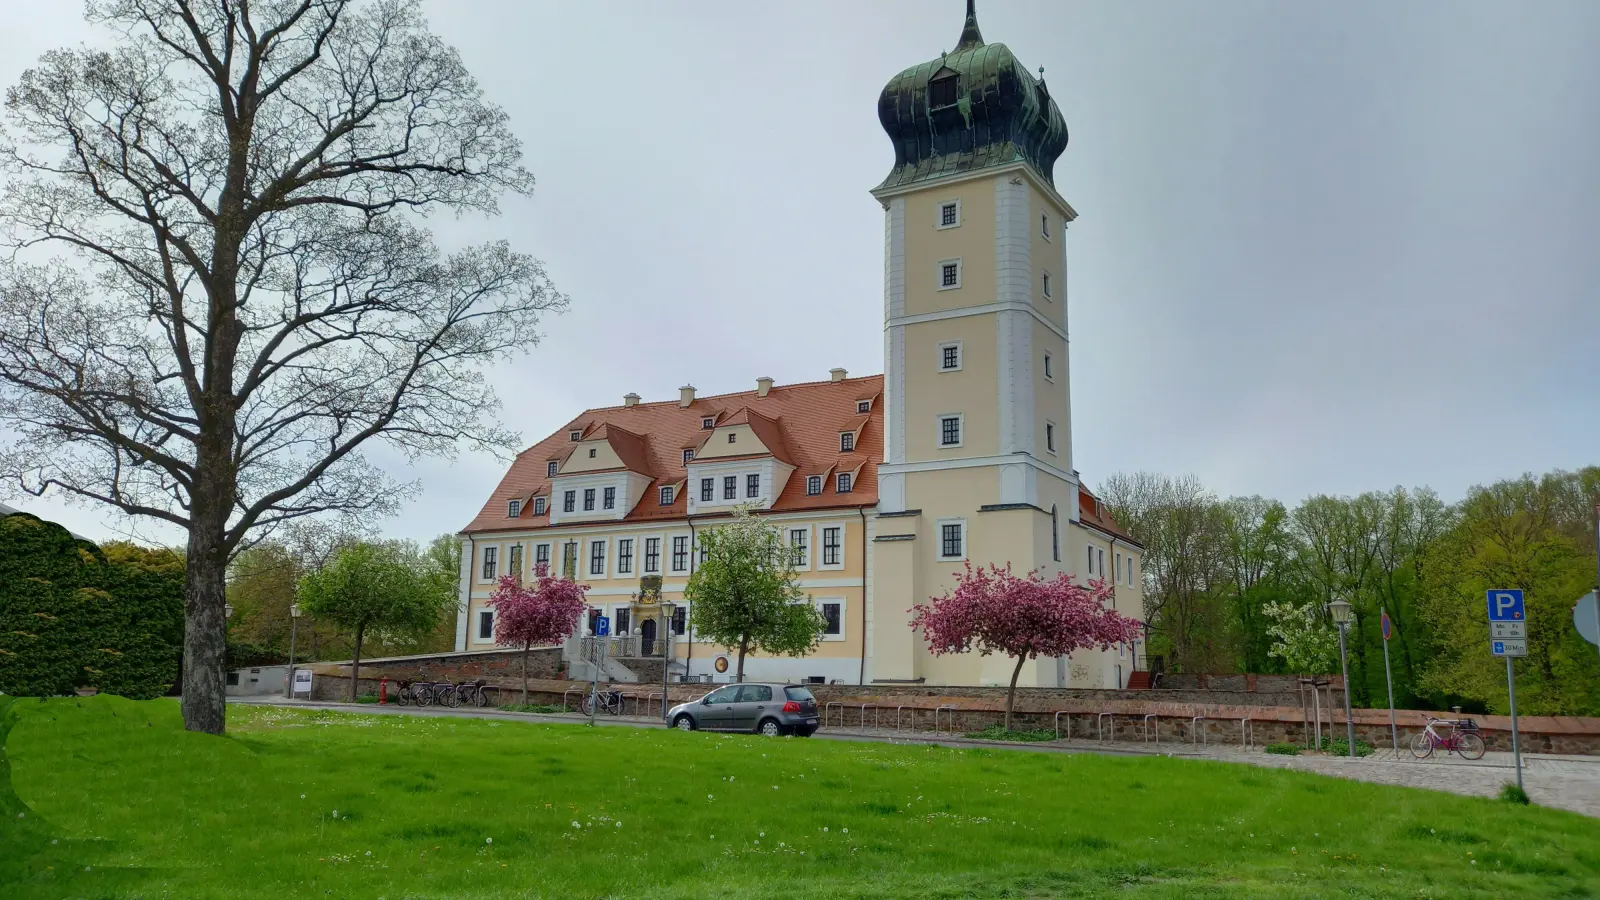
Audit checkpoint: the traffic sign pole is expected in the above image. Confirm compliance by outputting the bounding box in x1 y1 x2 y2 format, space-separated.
1381 609 1398 758
1506 656 1524 794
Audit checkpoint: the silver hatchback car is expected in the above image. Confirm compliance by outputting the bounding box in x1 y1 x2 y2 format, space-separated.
668 683 821 737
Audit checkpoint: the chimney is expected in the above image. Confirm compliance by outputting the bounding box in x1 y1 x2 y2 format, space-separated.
829 367 847 383
756 376 774 398
623 393 640 408
678 385 696 408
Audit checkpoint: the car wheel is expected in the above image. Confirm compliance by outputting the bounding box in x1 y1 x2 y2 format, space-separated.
674 714 696 732
758 718 784 737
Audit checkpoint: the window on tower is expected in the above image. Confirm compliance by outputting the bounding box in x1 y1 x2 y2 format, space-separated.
941 263 959 287
940 202 958 227
940 342 962 371
929 73 959 108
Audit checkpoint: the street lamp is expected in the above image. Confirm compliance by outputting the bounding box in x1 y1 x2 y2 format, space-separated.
286 603 303 700
660 600 677 722
1327 598 1356 758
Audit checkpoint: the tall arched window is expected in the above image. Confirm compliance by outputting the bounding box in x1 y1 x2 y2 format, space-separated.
1051 504 1060 562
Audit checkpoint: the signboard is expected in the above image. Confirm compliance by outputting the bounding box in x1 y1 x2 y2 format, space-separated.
1486 589 1525 622
595 615 610 637
1380 610 1392 641
292 669 313 694
1491 639 1528 658
1490 621 1527 640
713 655 729 674
1575 591 1598 647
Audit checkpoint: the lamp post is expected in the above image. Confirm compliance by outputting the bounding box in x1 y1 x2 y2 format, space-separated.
660 601 677 722
1327 598 1356 757
286 603 303 699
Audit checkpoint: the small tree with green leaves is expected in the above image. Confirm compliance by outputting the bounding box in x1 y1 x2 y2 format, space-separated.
1262 599 1338 674
298 541 458 700
685 507 825 682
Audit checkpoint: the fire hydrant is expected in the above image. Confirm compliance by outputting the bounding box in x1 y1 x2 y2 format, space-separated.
380 676 388 705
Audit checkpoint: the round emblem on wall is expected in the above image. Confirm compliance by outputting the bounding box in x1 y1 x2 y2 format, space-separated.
713 655 729 674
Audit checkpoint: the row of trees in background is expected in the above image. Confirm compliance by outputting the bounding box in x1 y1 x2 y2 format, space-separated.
1100 467 1600 717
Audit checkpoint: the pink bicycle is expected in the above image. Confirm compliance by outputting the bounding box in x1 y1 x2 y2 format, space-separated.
1410 716 1486 760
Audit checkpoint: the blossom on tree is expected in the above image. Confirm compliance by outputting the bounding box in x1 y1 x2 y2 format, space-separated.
488 564 589 703
910 563 1146 729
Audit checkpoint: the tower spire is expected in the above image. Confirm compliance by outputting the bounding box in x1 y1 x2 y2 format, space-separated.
954 0 984 52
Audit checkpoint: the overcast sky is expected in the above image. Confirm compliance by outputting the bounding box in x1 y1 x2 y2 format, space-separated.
3 0 1598 547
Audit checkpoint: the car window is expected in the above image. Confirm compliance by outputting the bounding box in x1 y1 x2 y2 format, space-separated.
703 687 739 705
737 685 772 702
784 686 816 702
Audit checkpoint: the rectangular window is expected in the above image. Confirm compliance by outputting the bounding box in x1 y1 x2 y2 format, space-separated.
1042 213 1050 238
940 202 958 226
614 607 630 635
929 74 958 107
940 522 964 559
683 448 694 463
588 448 597 458
1087 544 1095 576
1128 556 1136 586
857 400 871 414
789 528 808 567
563 542 578 578
940 343 961 371
589 540 606 576
508 544 523 579
563 490 576 513
806 475 822 495
727 432 737 444
603 487 616 510
481 546 498 581
723 475 736 500
659 485 674 506
1115 552 1122 587
820 601 842 636
644 537 661 574
941 262 958 287
507 499 521 518
547 461 558 477
477 610 494 641
698 540 709 564
672 536 689 572
617 539 634 575
671 605 687 636
1044 353 1053 379
700 478 714 502
533 496 546 516
822 526 841 566
836 472 852 493
701 417 715 430
940 415 961 446
839 432 854 452
1046 422 1056 453
535 543 551 569
1098 548 1106 579
746 473 760 498
582 488 595 511
569 430 582 442
1042 270 1051 298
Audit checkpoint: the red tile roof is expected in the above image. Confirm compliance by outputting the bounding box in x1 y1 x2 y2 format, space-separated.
463 376 884 534
1078 485 1139 546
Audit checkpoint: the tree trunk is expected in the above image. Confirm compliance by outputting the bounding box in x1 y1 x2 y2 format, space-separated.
180 500 230 735
522 643 530 705
350 623 365 702
1005 655 1027 732
736 635 749 683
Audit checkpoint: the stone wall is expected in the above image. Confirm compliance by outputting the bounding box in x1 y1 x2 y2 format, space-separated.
810 683 1324 712
311 647 566 684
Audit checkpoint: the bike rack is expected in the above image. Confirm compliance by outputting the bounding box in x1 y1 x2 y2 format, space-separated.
857 704 880 729
1142 714 1159 743
1240 717 1254 748
823 702 844 728
562 687 585 712
895 705 913 730
1054 711 1072 740
933 705 957 733
1097 712 1115 741
642 691 664 718
1191 716 1207 746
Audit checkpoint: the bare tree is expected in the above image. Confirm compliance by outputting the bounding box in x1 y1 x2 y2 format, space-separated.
0 0 564 733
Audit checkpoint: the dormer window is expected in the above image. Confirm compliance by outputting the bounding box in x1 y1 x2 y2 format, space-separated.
857 400 871 414
507 499 521 518
659 485 674 506
682 448 694 463
929 73 959 108
839 432 855 453
806 476 822 496
547 461 558 477
836 472 853 494
569 430 582 441
701 417 715 430
588 448 597 458
533 497 546 516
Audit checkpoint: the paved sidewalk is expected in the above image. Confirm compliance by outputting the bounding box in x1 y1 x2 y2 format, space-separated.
231 697 1600 818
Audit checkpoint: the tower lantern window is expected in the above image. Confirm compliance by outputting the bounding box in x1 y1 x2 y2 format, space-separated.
929 74 959 109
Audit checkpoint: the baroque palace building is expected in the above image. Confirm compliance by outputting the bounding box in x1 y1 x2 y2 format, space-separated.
455 2 1145 689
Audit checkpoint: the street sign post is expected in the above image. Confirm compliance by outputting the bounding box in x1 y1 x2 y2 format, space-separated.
589 615 611 727
1380 609 1399 758
1487 590 1525 793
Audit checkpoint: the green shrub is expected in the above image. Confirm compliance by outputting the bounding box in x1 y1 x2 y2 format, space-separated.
355 694 379 704
1499 782 1531 805
1264 743 1300 756
1318 736 1374 757
498 703 565 714
964 725 1058 743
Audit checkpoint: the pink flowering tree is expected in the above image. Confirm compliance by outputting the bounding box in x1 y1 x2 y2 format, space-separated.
489 564 590 704
910 564 1146 730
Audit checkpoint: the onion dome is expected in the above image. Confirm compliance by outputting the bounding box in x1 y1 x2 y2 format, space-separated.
875 1 1069 191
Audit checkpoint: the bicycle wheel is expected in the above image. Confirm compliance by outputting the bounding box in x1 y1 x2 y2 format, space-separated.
439 686 460 708
474 688 490 708
395 686 410 707
416 685 433 707
1457 732 1486 761
1410 731 1435 759
580 694 595 716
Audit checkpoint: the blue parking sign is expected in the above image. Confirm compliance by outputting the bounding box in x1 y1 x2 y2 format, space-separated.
595 615 610 637
1486 589 1525 622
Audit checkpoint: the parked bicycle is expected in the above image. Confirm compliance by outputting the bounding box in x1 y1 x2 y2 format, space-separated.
396 678 449 707
1411 715 1486 760
582 688 625 717
448 679 491 709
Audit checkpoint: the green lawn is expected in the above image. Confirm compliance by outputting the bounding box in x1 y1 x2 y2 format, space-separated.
2 697 1597 899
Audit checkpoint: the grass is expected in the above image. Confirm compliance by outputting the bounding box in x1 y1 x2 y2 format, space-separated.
1501 782 1532 805
498 703 566 714
963 724 1058 743
2 696 1598 899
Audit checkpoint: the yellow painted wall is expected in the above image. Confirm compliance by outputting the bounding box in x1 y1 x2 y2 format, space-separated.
903 316 997 462
901 179 996 317
695 424 769 460
559 441 624 474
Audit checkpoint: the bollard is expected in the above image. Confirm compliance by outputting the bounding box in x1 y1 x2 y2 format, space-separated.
380 676 388 705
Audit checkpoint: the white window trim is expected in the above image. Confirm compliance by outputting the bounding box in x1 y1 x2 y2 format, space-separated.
533 496 547 516
814 596 846 641
936 517 968 562
507 499 521 518
533 541 553 575
856 400 872 414
1043 351 1054 382
641 533 664 575
616 537 636 576
474 608 496 644
587 537 610 579
1045 419 1058 455
937 257 963 291
1041 212 1051 241
670 534 692 574
937 340 963 373
817 521 847 571
479 545 500 584
659 485 674 506
683 448 694 463
835 471 853 494
787 524 813 571
936 198 962 230
547 461 559 477
569 430 582 441
936 412 965 449
805 475 823 496
1042 270 1052 300
839 432 855 453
